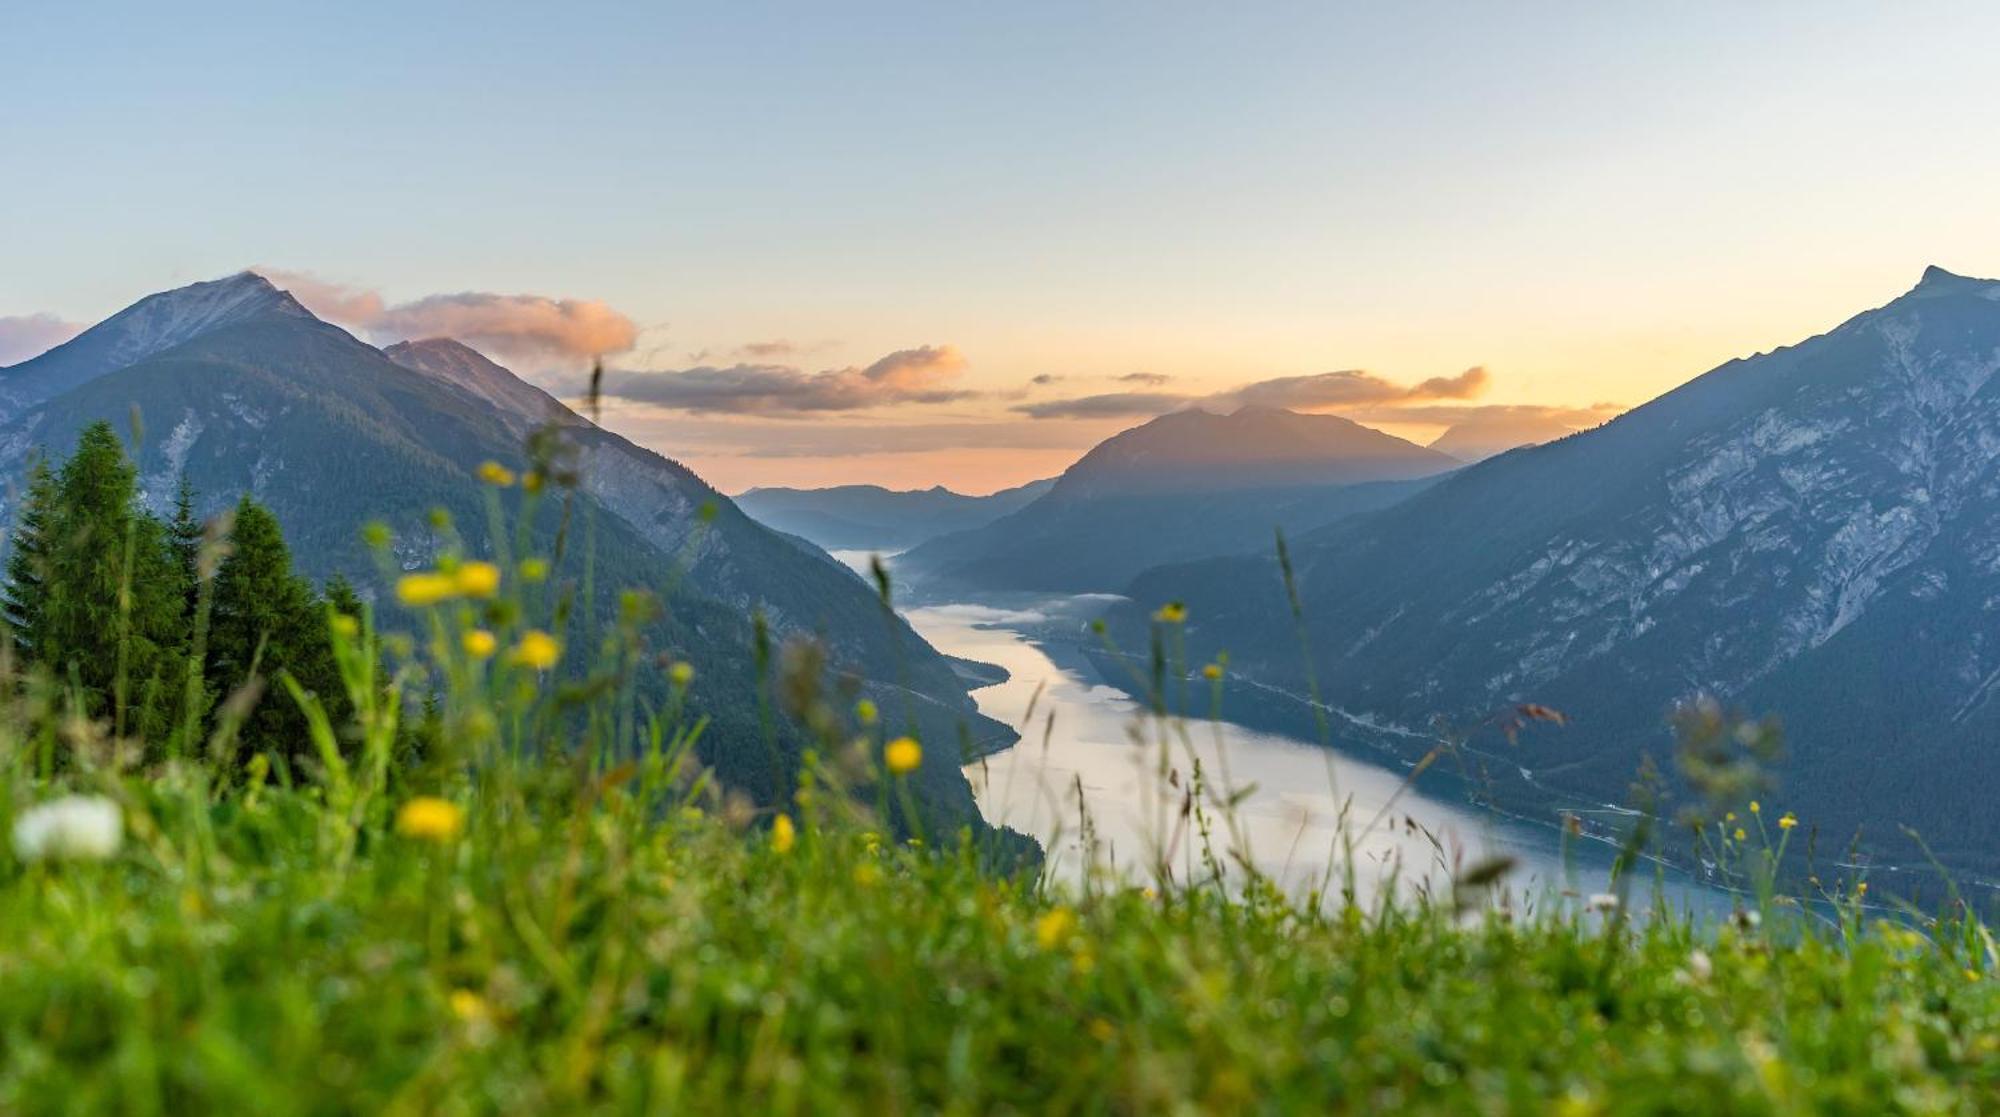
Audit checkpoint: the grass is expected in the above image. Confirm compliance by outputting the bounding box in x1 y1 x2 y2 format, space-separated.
2 471 1999 1114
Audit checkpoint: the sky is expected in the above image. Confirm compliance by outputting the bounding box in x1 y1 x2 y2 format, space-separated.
5 2 2000 492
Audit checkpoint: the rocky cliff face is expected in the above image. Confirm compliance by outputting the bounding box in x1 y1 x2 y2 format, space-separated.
1128 267 2000 876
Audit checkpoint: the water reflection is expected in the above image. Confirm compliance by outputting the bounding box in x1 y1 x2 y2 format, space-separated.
826 550 1720 916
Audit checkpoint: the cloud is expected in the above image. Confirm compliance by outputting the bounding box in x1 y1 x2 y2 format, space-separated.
1116 372 1172 386
601 344 973 415
1337 401 1622 427
0 314 85 365
590 404 1115 457
1014 391 1196 419
736 340 799 359
256 268 637 367
1221 366 1488 410
1015 366 1494 420
1030 373 1063 386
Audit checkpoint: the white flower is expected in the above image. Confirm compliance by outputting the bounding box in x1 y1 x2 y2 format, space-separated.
1586 892 1620 913
1687 949 1714 982
12 795 123 863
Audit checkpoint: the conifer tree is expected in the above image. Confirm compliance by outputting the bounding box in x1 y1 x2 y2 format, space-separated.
168 474 202 619
209 496 347 755
24 422 185 735
3 458 58 650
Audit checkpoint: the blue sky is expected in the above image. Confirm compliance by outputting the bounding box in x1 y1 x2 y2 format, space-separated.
6 3 2000 489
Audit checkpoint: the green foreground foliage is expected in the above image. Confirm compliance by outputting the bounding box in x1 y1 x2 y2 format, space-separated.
2 744 1998 1115
0 426 1997 1114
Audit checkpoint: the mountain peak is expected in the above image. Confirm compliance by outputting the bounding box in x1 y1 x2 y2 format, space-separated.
1909 264 1999 298
1052 401 1456 498
0 272 318 418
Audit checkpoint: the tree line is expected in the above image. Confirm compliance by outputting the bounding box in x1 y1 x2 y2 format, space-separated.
1 421 350 762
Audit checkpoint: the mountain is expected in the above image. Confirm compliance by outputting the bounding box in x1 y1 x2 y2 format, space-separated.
0 273 1018 840
734 479 1054 551
382 338 578 436
0 273 314 421
897 406 1458 594
1123 266 2000 879
1428 413 1587 463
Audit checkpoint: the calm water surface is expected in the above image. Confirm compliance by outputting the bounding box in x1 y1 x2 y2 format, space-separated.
833 551 1721 914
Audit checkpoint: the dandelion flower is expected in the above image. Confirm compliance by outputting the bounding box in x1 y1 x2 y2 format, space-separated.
12 795 122 863
521 470 545 494
1734 827 1747 842
395 797 465 842
1153 602 1187 624
1856 881 1869 897
1201 663 1222 681
449 989 490 1021
1586 892 1619 914
1778 811 1798 831
518 558 550 583
454 561 501 598
771 813 796 854
1035 907 1076 949
462 629 497 659
855 698 878 725
668 661 694 687
330 613 360 639
396 572 457 607
884 736 922 776
509 630 561 671
1749 800 1761 814
476 460 516 487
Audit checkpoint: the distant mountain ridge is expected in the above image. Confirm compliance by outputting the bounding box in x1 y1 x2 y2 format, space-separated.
1428 413 1588 463
0 273 1018 840
735 479 1054 551
1050 404 1457 499
898 406 1458 594
1121 265 2000 879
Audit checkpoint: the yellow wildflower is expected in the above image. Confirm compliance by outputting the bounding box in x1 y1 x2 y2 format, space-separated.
1856 881 1868 897
521 470 545 494
885 736 922 776
449 989 489 1021
1725 812 1737 823
1749 800 1761 814
852 861 882 888
395 572 456 607
771 813 796 854
509 630 561 671
669 661 694 687
1035 906 1075 950
330 613 360 638
1778 812 1798 831
1153 601 1187 624
395 796 465 842
462 629 497 659
856 698 879 725
1201 663 1222 681
519 557 550 583
1734 827 1747 842
476 460 516 487
455 561 501 598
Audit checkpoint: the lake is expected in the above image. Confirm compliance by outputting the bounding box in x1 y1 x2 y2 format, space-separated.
832 552 1722 915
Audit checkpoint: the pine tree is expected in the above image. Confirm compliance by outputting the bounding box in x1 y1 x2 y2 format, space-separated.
168 474 202 620
3 458 58 650
28 422 185 735
209 496 347 757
